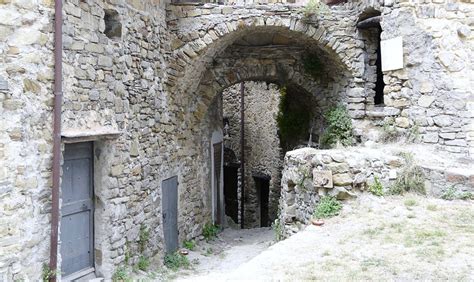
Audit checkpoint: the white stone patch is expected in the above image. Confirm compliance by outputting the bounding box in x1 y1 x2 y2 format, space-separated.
381 36 404 71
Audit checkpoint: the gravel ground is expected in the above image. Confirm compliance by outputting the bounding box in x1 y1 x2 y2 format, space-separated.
171 194 474 281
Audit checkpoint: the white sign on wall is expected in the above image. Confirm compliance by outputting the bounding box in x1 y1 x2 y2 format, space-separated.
381 36 404 71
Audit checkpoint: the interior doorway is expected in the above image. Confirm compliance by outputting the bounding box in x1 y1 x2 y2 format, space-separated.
254 176 270 227
224 165 239 224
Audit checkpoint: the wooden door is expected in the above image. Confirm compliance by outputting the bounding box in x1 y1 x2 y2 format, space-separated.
60 142 94 276
162 176 178 253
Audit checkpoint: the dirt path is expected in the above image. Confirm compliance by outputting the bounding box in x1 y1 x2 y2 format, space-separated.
172 195 474 281
172 227 274 281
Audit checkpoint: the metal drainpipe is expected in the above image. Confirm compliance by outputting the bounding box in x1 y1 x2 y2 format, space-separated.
49 0 63 279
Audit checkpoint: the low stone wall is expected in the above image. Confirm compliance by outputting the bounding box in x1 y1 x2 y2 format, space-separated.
278 145 474 237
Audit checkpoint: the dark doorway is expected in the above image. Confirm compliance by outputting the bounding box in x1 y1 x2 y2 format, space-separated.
374 26 385 105
60 142 94 277
162 176 178 254
223 165 239 224
254 176 270 227
213 142 223 225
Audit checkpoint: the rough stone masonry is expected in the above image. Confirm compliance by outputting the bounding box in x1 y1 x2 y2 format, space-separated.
0 0 473 279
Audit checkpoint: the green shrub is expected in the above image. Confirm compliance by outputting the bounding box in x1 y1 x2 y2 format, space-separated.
302 0 328 18
137 256 149 271
441 186 474 200
313 196 342 219
320 106 353 148
389 153 425 195
164 252 190 271
112 266 129 282
42 264 57 282
183 240 196 251
202 222 220 241
368 176 384 196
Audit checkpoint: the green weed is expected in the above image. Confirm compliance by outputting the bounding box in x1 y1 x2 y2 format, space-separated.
368 176 384 196
183 240 196 251
202 222 220 241
112 266 130 282
313 196 342 219
320 106 353 148
404 198 417 207
164 252 190 271
137 256 149 271
138 224 150 253
389 153 425 195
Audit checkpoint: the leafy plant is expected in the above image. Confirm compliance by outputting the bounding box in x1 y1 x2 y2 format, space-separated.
138 224 150 253
137 256 149 271
407 123 420 143
183 240 196 251
368 176 384 196
272 217 284 242
202 222 220 241
320 106 353 148
313 196 342 219
302 0 328 18
112 266 129 282
303 53 324 79
276 86 311 151
164 252 190 271
389 152 425 195
42 264 58 282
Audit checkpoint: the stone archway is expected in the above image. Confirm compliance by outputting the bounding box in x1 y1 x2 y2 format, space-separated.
164 2 372 235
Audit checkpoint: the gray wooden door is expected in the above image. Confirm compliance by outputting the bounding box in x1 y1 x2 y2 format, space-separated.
162 176 178 254
60 142 94 276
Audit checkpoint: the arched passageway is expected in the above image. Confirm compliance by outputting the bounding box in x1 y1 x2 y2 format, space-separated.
171 19 356 228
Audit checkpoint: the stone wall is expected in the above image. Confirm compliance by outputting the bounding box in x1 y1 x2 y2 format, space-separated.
222 82 283 228
373 0 474 155
278 144 474 237
0 0 55 279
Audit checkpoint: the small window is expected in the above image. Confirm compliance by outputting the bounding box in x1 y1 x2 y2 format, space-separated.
104 9 122 39
374 27 385 106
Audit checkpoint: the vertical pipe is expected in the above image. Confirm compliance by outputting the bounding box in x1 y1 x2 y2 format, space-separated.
240 82 245 229
49 0 63 279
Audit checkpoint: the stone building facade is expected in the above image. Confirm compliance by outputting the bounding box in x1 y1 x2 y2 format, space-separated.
0 0 473 279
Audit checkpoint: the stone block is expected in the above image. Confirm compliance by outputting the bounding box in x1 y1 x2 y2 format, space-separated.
433 115 453 127
332 173 352 186
418 95 435 108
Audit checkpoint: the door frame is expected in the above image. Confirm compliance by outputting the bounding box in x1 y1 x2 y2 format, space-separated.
210 130 224 225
